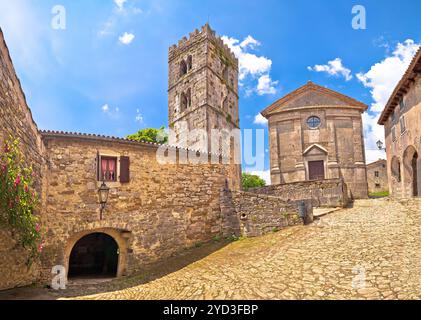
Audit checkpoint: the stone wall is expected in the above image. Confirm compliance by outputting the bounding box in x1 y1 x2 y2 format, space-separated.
39 133 239 283
250 179 349 208
221 190 310 238
366 160 388 194
0 28 44 290
384 75 421 198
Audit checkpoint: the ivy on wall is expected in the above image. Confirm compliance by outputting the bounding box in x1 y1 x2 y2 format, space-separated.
0 136 42 265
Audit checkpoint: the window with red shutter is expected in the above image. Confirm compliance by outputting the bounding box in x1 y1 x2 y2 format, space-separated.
120 156 130 183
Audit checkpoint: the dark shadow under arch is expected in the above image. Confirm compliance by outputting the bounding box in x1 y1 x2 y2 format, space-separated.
68 233 119 279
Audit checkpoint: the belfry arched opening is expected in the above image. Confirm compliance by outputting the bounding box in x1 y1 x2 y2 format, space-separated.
68 233 119 278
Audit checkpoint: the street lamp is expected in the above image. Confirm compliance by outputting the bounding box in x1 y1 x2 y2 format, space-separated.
376 140 386 151
98 181 110 220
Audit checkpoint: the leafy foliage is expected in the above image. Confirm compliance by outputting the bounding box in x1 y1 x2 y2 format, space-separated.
242 173 266 191
0 137 42 264
126 127 168 144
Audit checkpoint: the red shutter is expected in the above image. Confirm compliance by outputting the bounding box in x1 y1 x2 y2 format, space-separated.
120 156 130 183
96 152 100 181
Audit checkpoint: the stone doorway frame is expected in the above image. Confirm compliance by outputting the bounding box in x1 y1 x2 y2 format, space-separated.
64 228 129 280
403 145 420 197
303 144 328 181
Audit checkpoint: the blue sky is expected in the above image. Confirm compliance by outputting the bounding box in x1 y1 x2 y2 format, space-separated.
0 0 420 182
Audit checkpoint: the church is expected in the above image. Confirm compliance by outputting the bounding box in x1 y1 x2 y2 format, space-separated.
261 81 369 199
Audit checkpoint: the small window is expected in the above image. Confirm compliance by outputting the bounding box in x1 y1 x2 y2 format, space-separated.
375 171 379 178
307 116 321 129
375 183 381 189
186 55 192 71
391 111 396 123
400 116 406 134
100 157 117 182
180 60 187 77
399 98 406 111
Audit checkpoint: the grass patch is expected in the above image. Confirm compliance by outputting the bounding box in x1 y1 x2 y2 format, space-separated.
369 191 390 198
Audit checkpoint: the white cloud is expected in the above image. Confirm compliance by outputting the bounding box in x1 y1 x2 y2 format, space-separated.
240 35 260 49
222 35 278 95
119 32 135 45
114 0 127 10
247 170 271 185
257 74 278 95
358 39 420 163
102 104 120 119
308 58 353 81
102 104 110 112
99 1 142 37
357 39 420 112
254 113 268 126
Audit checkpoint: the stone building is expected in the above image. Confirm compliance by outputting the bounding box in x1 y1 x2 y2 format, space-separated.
261 81 369 199
366 159 388 195
378 47 421 198
168 24 240 156
2 25 342 291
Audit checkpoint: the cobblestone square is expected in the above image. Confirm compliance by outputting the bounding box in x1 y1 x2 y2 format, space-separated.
63 198 420 300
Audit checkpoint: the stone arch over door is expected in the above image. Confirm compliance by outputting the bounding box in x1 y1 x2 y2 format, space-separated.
64 228 130 280
303 144 328 181
403 145 420 197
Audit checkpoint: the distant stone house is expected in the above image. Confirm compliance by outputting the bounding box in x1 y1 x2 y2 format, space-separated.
261 82 369 199
378 48 421 198
366 159 388 194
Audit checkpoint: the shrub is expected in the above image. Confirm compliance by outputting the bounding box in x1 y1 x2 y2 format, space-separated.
242 173 266 191
126 127 168 144
0 137 42 265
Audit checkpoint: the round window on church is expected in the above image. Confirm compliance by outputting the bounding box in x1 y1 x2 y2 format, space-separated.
307 116 321 129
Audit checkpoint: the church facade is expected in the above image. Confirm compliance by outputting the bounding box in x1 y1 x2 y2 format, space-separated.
261 82 369 199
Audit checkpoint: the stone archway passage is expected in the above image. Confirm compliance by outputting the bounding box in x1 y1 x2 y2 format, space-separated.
68 233 119 278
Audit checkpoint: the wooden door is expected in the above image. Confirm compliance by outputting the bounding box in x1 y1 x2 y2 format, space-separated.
308 160 325 181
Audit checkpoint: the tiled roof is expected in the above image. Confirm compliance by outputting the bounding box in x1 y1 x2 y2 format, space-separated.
378 46 421 125
40 130 226 157
367 159 387 167
261 81 368 117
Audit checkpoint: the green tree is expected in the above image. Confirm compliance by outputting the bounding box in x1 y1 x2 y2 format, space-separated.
126 126 168 144
242 173 266 191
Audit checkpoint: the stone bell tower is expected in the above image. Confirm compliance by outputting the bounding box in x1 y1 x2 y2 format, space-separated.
168 24 240 154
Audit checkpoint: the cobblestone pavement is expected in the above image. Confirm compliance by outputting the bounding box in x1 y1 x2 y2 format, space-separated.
2 198 418 300
68 198 420 300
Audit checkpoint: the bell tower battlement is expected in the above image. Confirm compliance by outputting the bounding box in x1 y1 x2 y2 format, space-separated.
168 23 240 154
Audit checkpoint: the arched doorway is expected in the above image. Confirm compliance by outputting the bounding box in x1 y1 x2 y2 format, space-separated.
412 152 418 196
403 145 420 197
68 233 119 278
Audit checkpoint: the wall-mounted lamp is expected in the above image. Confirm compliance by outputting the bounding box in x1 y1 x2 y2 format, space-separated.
98 181 110 220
